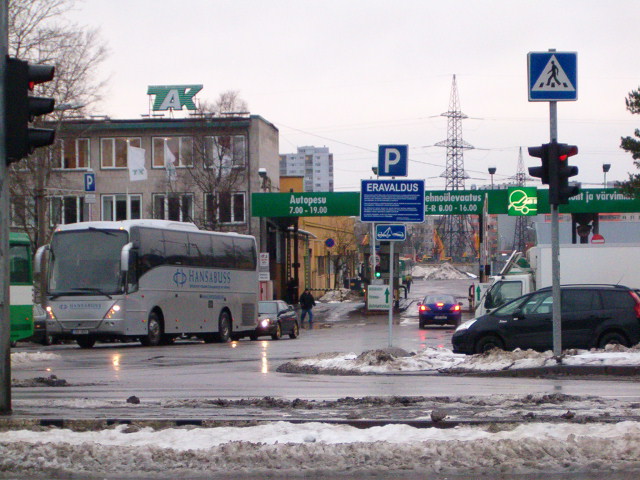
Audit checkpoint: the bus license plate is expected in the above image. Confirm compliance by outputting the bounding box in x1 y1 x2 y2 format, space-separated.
72 329 89 335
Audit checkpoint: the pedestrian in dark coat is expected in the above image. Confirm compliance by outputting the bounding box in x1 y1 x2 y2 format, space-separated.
299 289 316 327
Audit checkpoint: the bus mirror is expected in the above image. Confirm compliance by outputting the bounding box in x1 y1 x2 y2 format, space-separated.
121 242 133 272
34 244 49 274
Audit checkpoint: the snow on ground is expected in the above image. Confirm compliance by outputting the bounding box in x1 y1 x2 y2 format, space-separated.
318 288 361 302
2 421 640 476
278 344 640 375
411 262 470 280
9 351 60 366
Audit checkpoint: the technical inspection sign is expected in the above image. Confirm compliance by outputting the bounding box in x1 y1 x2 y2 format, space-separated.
367 284 392 310
528 51 577 101
360 179 425 223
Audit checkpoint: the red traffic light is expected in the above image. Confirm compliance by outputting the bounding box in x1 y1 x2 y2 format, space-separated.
558 144 578 161
27 64 55 91
5 57 56 163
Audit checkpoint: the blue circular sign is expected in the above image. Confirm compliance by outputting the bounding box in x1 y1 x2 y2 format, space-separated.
325 238 335 248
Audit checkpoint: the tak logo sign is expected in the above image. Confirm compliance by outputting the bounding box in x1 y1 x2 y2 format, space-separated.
147 85 203 111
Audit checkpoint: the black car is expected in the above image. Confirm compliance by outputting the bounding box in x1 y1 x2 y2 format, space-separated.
234 300 299 341
452 284 640 354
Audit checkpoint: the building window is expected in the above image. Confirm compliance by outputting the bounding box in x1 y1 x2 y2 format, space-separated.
204 135 246 169
101 194 142 221
152 137 193 168
50 196 84 225
204 192 246 224
317 255 325 276
54 138 90 169
10 196 35 228
153 193 194 222
101 137 142 168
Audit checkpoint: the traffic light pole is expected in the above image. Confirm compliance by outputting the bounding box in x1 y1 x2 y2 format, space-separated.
549 101 562 357
0 0 11 414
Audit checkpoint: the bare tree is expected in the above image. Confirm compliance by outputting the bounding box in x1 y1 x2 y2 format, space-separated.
326 217 357 289
198 90 249 117
7 0 109 248
162 95 252 232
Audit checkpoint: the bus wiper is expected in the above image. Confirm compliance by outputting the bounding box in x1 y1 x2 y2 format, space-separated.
88 227 116 236
50 291 81 300
72 287 113 299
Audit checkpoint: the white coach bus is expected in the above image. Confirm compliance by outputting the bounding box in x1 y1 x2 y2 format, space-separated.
35 220 258 348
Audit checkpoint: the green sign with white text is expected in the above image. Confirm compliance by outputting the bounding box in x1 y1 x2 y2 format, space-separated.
252 192 360 217
251 188 640 218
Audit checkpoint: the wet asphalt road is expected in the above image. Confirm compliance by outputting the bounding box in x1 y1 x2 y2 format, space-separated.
9 278 640 421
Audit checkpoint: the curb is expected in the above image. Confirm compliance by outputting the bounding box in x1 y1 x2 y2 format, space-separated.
2 415 635 431
450 365 640 378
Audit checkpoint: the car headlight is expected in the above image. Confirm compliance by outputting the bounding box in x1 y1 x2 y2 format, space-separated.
260 319 271 328
455 319 477 332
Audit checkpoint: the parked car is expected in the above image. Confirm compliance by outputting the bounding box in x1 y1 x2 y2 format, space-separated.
452 284 640 354
234 300 299 341
29 304 57 346
418 294 463 327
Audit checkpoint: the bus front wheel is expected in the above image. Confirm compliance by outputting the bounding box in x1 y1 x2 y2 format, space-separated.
216 311 231 343
77 336 96 349
141 312 163 347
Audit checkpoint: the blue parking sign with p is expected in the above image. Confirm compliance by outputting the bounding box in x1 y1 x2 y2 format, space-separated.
378 145 408 177
84 172 96 192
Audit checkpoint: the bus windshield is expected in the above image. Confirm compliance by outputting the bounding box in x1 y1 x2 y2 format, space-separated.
49 228 129 296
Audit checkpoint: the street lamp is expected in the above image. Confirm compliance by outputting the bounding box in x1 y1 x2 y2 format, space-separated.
488 166 497 189
602 164 611 187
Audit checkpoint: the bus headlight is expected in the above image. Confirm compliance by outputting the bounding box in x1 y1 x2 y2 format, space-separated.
105 304 122 320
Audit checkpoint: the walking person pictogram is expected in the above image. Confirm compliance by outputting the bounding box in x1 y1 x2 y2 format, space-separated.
541 60 568 88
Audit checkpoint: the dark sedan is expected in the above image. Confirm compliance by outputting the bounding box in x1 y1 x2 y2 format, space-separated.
235 300 299 341
418 294 462 328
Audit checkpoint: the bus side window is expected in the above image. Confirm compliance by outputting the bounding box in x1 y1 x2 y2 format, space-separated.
138 227 166 271
233 238 256 270
10 245 31 283
127 249 142 293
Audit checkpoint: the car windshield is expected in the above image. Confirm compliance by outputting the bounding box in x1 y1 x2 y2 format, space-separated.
258 302 278 315
424 295 455 304
493 290 554 316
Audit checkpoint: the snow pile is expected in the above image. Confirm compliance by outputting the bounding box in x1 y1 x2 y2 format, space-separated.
412 262 469 280
278 348 466 374
319 288 360 302
10 351 60 366
2 421 640 476
278 345 640 375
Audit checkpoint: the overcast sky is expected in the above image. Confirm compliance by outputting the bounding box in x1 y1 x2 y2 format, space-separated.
68 0 640 191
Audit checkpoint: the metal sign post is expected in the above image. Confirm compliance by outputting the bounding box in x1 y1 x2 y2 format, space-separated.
550 101 562 357
388 241 394 347
0 0 10 414
374 225 406 348
528 48 578 357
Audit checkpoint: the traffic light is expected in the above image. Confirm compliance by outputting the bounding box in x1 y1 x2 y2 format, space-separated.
549 141 580 205
527 143 550 184
5 57 56 164
374 265 381 278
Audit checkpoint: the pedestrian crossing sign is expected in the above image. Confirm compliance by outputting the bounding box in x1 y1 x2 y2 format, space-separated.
528 51 577 101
